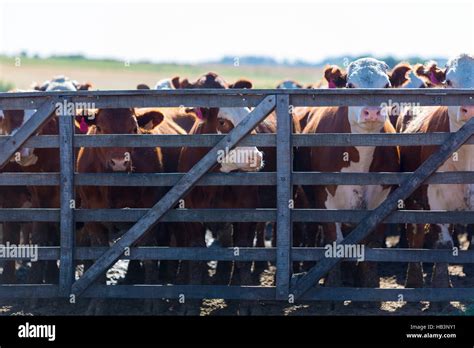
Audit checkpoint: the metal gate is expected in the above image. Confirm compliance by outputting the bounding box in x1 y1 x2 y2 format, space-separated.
0 88 473 302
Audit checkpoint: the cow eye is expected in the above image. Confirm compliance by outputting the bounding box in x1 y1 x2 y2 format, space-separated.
218 118 226 127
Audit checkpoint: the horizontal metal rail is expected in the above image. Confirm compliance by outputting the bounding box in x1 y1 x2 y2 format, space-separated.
4 171 474 186
3 246 472 263
0 88 471 109
3 208 474 224
0 285 472 302
5 133 474 149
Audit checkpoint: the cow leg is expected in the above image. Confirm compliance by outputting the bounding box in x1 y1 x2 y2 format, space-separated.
158 223 178 284
85 222 110 316
292 221 304 274
28 222 49 285
405 223 425 288
398 223 408 248
138 226 163 314
431 224 453 289
45 224 60 284
1 222 21 284
212 223 233 286
178 222 206 315
232 222 259 315
252 222 268 281
358 227 384 289
323 223 342 288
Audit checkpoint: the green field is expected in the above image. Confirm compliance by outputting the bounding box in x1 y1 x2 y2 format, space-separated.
0 55 324 90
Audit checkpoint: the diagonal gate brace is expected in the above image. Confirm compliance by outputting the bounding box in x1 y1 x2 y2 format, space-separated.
0 98 58 168
71 95 276 296
290 118 474 299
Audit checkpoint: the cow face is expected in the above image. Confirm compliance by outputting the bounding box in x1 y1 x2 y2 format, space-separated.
197 107 263 173
180 73 263 172
92 108 163 172
443 54 474 127
346 58 410 133
34 75 92 92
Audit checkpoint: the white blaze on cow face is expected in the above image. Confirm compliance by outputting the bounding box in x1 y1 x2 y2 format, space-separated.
346 58 391 133
444 54 474 130
216 107 264 172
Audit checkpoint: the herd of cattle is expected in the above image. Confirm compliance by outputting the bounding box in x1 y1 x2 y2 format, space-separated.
0 53 473 314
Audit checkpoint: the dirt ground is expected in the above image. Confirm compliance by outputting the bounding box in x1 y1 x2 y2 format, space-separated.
1 246 473 316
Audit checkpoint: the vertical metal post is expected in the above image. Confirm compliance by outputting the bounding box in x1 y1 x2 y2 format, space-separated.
59 99 75 297
275 94 293 300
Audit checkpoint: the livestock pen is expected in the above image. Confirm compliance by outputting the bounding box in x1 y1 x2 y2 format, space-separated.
0 88 473 305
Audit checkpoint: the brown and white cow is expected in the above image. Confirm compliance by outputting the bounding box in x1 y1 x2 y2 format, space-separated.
136 80 197 133
0 104 33 283
0 78 93 286
77 108 172 314
176 72 267 314
301 57 402 288
401 53 474 288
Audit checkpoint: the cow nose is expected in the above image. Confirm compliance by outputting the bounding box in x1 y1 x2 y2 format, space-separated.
460 106 474 121
360 107 384 123
109 158 131 172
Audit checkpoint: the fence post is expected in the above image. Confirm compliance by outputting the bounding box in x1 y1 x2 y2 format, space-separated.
275 94 293 300
59 99 75 297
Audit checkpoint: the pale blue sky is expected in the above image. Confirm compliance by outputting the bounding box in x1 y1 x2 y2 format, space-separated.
0 0 472 63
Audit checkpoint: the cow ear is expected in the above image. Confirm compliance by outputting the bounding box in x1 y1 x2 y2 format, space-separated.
180 78 192 89
32 81 48 91
324 65 347 88
229 79 252 89
136 110 164 129
76 82 92 90
416 61 446 86
137 83 151 90
389 63 411 88
171 76 181 89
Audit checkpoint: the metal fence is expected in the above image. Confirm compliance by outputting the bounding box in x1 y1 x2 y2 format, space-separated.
0 88 473 302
